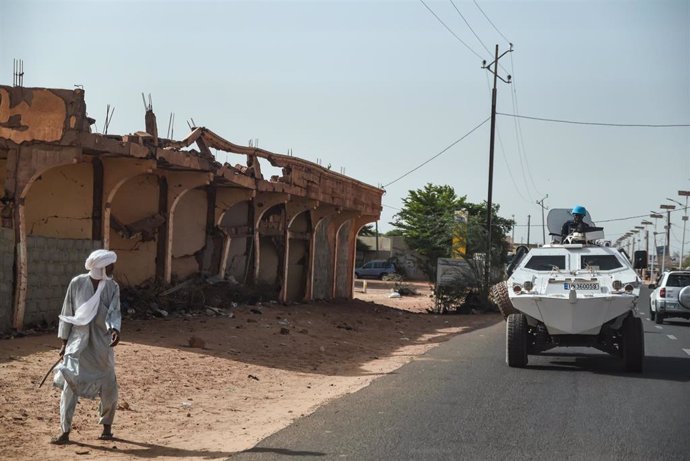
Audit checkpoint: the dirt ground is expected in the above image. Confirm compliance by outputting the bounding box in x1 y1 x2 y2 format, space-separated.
0 282 501 460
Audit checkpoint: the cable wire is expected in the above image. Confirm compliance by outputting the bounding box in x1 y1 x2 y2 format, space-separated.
498 113 690 128
382 117 490 188
418 0 485 60
508 55 542 198
473 0 511 44
449 0 492 57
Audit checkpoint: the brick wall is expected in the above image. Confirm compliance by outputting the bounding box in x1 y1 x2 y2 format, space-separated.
0 228 15 333
24 237 101 327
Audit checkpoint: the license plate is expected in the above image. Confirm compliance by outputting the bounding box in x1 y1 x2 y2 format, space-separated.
564 282 599 290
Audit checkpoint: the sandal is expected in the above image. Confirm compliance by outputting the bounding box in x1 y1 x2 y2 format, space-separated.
98 432 114 440
50 432 70 445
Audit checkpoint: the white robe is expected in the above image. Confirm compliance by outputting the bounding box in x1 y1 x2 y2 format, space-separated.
54 274 121 399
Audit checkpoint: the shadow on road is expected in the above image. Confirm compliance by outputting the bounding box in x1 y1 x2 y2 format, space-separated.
528 353 690 382
237 446 325 457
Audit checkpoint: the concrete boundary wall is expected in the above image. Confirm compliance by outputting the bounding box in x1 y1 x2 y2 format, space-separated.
24 237 101 327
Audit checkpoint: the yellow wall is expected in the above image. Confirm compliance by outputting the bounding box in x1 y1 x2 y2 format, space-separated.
171 188 207 280
24 163 92 238
0 88 67 144
109 174 159 285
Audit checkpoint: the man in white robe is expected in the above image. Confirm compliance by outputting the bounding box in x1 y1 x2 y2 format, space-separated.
50 249 121 445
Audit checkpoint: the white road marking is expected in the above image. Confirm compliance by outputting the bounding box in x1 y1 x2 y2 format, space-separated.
655 325 663 329
667 334 677 340
683 349 690 357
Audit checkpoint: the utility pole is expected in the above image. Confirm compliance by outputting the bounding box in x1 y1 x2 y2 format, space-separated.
536 194 549 245
660 204 675 273
650 212 663 277
481 44 513 289
641 220 652 277
527 214 531 246
511 214 515 245
677 190 690 268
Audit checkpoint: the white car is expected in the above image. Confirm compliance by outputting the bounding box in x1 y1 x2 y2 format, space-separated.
649 271 690 324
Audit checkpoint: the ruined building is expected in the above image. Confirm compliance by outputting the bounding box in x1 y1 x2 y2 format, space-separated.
0 85 382 332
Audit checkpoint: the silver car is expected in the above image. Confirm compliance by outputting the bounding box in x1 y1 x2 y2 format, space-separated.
649 271 690 324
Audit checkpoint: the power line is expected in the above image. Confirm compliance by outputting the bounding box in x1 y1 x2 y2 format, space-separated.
472 0 511 45
484 71 531 203
498 113 690 128
382 117 490 188
507 55 542 198
449 0 492 57
418 0 485 61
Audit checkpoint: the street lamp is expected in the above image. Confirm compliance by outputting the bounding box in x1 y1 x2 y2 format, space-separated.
660 204 676 273
631 229 640 255
634 225 644 246
650 212 663 276
640 220 652 271
677 190 690 269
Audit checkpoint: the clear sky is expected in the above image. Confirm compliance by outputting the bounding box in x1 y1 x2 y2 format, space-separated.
1 0 689 254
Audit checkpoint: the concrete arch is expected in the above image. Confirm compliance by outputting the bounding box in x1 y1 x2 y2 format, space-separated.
337 215 377 298
169 187 207 281
14 159 97 330
256 203 285 298
310 212 336 300
107 172 161 286
284 210 311 302
218 200 252 281
101 158 157 249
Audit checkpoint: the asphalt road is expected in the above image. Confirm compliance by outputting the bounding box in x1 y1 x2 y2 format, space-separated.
230 287 690 460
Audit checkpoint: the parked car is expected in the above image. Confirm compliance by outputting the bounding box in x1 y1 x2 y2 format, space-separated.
354 260 396 280
649 271 690 324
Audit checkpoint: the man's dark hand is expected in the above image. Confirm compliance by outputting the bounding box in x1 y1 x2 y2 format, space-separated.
109 329 120 347
58 344 66 357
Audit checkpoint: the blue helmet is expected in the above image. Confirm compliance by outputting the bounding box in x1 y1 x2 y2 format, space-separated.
571 205 586 216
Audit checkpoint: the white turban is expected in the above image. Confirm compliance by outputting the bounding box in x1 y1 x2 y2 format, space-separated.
85 249 117 281
59 250 117 326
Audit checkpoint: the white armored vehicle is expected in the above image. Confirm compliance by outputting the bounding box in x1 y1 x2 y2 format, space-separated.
492 208 644 372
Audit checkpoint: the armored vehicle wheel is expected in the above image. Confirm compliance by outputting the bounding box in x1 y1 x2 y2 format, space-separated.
506 313 528 368
622 315 644 373
491 282 518 319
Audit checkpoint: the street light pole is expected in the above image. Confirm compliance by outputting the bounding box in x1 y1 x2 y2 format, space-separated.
660 204 676 273
536 194 549 245
650 212 663 277
481 44 512 288
641 220 652 276
678 190 690 268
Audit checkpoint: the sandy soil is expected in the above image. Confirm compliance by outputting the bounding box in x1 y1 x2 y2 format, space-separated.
0 283 500 460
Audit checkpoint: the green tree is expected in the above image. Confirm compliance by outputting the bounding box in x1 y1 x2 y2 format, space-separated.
390 184 466 280
358 224 377 236
390 183 514 298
